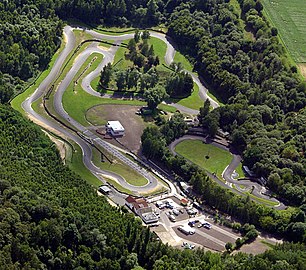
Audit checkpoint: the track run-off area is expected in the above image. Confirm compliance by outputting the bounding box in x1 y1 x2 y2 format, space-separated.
19 25 284 208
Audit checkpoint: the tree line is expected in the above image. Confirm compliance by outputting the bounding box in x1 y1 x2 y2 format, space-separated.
0 1 62 102
99 30 193 109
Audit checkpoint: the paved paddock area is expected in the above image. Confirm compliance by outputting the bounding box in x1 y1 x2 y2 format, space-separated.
150 196 241 252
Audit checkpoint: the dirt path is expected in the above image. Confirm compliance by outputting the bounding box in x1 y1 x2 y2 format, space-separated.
298 63 306 79
43 130 67 161
27 113 69 162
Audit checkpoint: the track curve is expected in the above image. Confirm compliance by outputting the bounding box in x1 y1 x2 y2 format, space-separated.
21 25 221 195
169 135 286 209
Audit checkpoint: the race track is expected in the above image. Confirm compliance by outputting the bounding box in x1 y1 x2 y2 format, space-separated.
21 25 285 209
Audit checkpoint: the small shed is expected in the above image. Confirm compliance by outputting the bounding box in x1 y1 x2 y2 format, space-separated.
106 121 125 137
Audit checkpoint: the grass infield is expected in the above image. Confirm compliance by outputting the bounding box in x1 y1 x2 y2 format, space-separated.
175 139 232 179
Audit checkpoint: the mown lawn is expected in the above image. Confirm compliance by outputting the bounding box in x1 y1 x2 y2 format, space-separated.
148 37 167 66
174 51 194 72
174 83 203 110
63 82 145 126
235 163 246 179
92 148 148 187
175 140 232 179
69 143 103 187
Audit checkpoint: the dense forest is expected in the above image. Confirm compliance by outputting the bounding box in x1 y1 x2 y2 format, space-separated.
166 0 306 206
1 0 306 268
0 1 62 102
0 102 305 268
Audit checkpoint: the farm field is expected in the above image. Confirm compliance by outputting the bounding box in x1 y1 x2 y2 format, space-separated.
261 0 306 63
175 140 232 179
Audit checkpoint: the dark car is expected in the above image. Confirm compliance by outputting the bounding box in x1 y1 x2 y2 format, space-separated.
188 221 196 227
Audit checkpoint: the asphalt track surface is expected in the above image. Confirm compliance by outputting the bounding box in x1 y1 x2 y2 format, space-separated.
21 26 285 209
169 135 286 210
22 26 157 194
22 26 217 192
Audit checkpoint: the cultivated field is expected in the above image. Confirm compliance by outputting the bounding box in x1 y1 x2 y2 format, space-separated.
261 0 306 63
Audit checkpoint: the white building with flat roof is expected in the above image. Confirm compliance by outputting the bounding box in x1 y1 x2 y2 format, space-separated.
106 121 125 137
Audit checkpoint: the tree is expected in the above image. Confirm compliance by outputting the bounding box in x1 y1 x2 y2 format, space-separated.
134 29 141 43
148 45 154 57
143 86 168 110
271 27 278 36
141 41 149 56
225 242 233 252
198 99 211 125
116 70 127 90
126 68 140 89
142 30 150 40
166 71 193 97
134 54 145 67
99 63 112 88
141 126 166 159
128 39 137 52
147 0 159 24
235 238 243 249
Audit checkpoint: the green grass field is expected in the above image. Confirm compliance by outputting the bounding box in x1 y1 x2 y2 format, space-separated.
261 0 306 63
95 27 135 36
63 83 145 126
113 39 133 69
158 103 178 113
174 51 194 72
68 143 103 187
148 37 167 66
173 83 203 110
175 140 232 179
92 148 148 187
235 163 246 179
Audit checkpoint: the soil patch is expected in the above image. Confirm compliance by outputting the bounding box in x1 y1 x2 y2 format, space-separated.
43 131 67 161
86 104 145 154
233 238 272 255
298 63 306 79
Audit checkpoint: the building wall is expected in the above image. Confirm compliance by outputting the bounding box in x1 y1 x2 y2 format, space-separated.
109 129 124 137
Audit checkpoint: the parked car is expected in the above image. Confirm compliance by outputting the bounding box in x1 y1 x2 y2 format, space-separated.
172 209 180 216
166 202 175 209
187 208 198 215
203 222 212 229
169 214 176 222
188 221 196 227
156 201 166 209
182 242 195 249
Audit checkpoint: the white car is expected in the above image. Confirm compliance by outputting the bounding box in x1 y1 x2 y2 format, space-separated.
182 242 195 249
172 209 180 216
